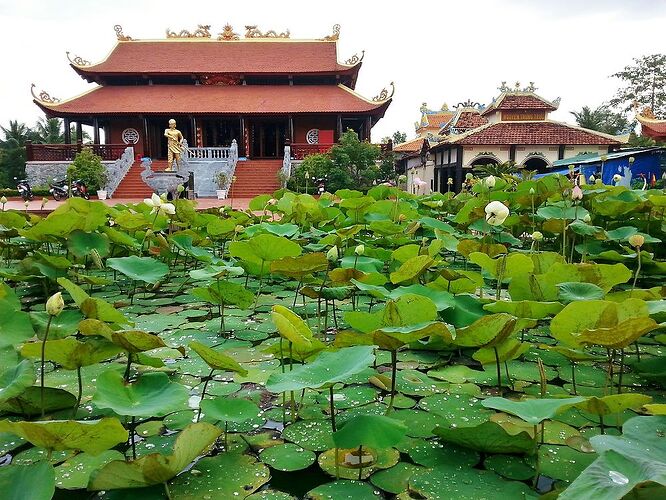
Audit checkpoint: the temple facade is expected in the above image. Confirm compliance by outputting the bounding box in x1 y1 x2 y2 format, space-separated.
413 83 623 193
29 24 393 197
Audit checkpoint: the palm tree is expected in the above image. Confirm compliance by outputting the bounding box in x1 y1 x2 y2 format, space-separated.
34 117 64 144
0 120 32 148
571 106 604 131
571 105 631 135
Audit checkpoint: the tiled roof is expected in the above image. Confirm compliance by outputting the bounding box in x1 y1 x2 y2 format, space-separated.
482 92 558 116
393 137 426 152
73 40 356 76
440 108 488 134
35 84 389 116
447 121 621 145
637 115 666 135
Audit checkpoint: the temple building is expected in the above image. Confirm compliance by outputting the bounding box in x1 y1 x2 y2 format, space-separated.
28 24 393 197
424 83 624 193
636 106 666 143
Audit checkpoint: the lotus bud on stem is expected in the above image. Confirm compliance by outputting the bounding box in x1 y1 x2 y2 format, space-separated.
42 292 64 417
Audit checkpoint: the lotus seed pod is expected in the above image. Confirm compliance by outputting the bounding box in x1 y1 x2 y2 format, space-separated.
628 234 645 248
46 292 64 316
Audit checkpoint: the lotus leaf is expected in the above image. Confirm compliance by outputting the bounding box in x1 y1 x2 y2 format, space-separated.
578 317 658 349
67 229 110 258
200 397 260 422
270 252 328 278
271 305 314 349
92 370 188 417
266 346 375 393
0 359 34 402
453 313 516 348
333 414 407 449
433 420 535 454
88 422 222 489
481 396 587 425
1 386 77 416
0 417 128 454
21 337 121 369
0 460 55 500
54 450 125 489
469 252 534 279
389 255 434 284
575 394 652 416
483 300 563 319
259 443 316 471
306 479 380 499
188 341 247 375
557 282 605 303
106 256 169 284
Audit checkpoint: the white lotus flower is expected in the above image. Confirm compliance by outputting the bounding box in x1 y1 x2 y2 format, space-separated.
484 201 510 226
144 193 175 216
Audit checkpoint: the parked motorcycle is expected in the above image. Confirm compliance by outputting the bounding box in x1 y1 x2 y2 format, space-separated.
14 177 34 201
49 178 90 201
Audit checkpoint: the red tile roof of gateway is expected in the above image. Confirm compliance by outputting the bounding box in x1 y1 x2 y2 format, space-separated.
393 137 426 153
73 40 357 76
35 84 389 116
447 121 621 145
482 93 558 115
440 109 488 134
637 117 666 135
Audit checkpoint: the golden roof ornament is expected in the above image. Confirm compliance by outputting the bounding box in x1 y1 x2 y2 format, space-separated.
322 24 341 41
31 84 60 104
167 25 212 38
373 82 395 102
344 50 364 65
244 25 290 38
114 25 133 41
66 51 90 66
217 24 240 40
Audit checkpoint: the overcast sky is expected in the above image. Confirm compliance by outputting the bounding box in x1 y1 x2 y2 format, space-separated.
2 0 665 141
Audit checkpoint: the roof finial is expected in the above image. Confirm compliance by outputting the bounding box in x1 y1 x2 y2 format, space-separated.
114 25 133 41
31 83 60 104
217 24 240 40
166 25 212 38
344 50 364 65
525 82 537 92
514 81 521 91
372 82 395 102
455 99 481 109
322 24 341 41
498 81 511 92
66 51 90 67
244 25 290 38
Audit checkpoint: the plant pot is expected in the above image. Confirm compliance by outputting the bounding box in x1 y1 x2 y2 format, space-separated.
216 189 227 200
97 190 108 200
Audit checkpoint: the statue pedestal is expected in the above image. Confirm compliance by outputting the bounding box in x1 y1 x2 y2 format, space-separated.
143 171 186 198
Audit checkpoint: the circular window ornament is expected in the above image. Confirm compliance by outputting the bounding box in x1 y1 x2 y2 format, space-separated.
306 129 320 145
121 128 140 145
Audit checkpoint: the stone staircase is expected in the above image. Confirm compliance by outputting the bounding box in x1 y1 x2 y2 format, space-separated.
112 160 170 198
229 159 282 198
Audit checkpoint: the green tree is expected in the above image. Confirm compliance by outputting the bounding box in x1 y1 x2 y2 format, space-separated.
570 105 630 135
1 120 32 148
34 118 64 144
610 54 666 117
0 120 32 187
67 148 107 191
380 131 408 145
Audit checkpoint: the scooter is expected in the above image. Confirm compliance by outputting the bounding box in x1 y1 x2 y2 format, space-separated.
14 177 34 201
50 178 90 201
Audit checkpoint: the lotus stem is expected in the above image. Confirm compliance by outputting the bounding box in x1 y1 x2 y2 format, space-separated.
196 368 215 422
571 361 577 395
164 482 173 500
40 315 53 418
532 424 540 488
130 416 137 460
224 421 228 450
254 261 265 312
387 351 398 413
124 353 133 383
358 445 364 480
618 349 625 394
73 366 82 418
493 347 502 396
632 247 642 291
329 385 337 432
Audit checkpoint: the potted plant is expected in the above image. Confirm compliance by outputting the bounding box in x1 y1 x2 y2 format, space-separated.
216 171 229 199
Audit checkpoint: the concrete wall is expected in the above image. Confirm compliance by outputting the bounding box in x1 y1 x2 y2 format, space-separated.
26 161 115 189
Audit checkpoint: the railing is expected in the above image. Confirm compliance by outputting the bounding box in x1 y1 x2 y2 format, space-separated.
106 147 135 198
280 144 292 186
290 143 335 160
26 142 129 162
185 146 233 160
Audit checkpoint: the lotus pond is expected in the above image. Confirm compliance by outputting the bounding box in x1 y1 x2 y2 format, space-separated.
0 176 665 500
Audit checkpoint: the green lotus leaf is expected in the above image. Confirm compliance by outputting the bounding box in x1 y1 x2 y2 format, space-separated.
483 300 563 319
333 414 407 449
440 293 487 327
57 277 130 325
259 443 316 472
92 370 189 417
0 301 34 348
88 422 222 490
54 450 125 489
0 461 55 500
203 279 255 308
21 337 121 370
389 255 434 284
481 396 587 425
568 220 606 238
110 330 167 353
270 252 328 278
29 309 82 340
350 279 390 299
230 233 302 266
575 394 652 416
433 420 535 454
1 386 77 416
200 397 260 422
170 234 217 263
340 256 385 273
560 416 666 500
373 322 454 351
106 256 169 284
537 203 590 220
189 264 245 281
557 282 605 303
0 359 34 402
66 229 110 259
550 299 649 347
265 346 375 393
578 317 658 349
453 313 516 348
306 480 380 500
101 226 140 249
188 341 247 375
0 417 128 454
472 337 530 364
469 252 534 280
271 305 314 349
387 284 455 311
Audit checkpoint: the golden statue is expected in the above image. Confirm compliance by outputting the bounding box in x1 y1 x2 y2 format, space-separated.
164 119 184 171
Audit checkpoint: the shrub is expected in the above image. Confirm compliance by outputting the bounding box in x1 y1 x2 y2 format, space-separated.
67 148 108 191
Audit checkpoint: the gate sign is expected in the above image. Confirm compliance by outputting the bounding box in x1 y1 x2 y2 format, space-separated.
121 128 140 145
